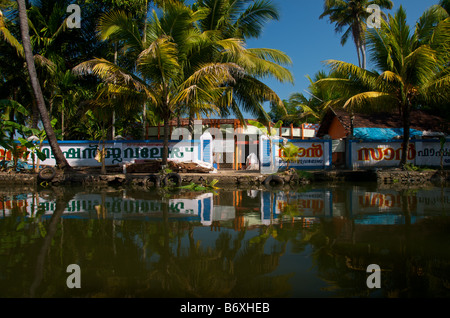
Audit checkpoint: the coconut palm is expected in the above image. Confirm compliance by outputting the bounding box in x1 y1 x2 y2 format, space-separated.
75 1 292 166
0 3 23 57
16 0 71 170
1 2 57 128
282 92 321 125
1 0 98 135
74 4 241 166
269 70 349 125
195 0 280 40
316 6 450 168
320 0 394 69
195 0 292 124
280 142 300 170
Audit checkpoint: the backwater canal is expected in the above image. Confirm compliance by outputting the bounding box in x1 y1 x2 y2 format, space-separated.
0 182 449 298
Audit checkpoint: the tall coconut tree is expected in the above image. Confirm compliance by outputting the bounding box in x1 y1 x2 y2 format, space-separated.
74 5 241 166
320 0 394 69
316 6 450 168
195 0 280 40
194 0 293 124
75 1 292 165
16 0 71 170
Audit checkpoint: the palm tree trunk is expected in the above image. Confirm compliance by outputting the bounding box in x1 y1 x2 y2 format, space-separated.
142 103 147 139
17 0 71 171
188 107 194 137
162 113 170 166
353 28 362 68
31 99 39 129
355 42 362 68
400 103 411 169
360 43 367 69
100 141 107 175
61 105 65 140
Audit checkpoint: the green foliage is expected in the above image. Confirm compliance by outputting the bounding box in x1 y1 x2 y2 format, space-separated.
1 0 292 148
247 119 282 136
404 163 419 171
320 0 394 69
280 142 300 169
179 179 220 192
317 4 450 166
270 92 321 126
18 137 46 161
296 170 313 180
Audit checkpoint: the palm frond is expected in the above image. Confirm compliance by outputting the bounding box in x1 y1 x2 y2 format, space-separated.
137 35 181 84
421 67 450 99
403 45 439 85
343 91 397 113
378 70 403 85
323 60 380 89
73 58 151 97
233 0 280 39
98 10 144 57
0 14 23 57
319 97 349 112
428 17 450 63
34 54 56 74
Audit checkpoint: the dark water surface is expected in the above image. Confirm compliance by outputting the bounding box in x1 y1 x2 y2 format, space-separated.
0 182 449 298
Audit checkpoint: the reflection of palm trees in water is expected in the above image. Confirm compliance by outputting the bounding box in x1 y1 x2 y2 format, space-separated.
29 190 75 297
148 217 294 298
3 186 450 297
306 188 450 298
139 190 304 298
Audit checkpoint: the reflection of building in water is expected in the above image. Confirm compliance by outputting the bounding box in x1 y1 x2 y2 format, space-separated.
213 191 262 231
348 187 450 224
0 193 216 222
261 191 333 226
0 194 28 216
1 190 332 230
2 187 449 230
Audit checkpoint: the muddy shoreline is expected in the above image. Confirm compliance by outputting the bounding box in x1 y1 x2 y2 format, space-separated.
0 167 448 189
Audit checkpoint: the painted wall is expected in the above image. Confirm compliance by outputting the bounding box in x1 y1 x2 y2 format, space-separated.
274 139 332 170
348 138 450 169
328 117 348 139
1 137 214 168
3 136 447 171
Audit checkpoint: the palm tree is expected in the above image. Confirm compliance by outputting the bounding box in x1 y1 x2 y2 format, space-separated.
75 1 293 166
269 70 349 125
195 0 280 40
194 0 293 125
281 92 321 125
280 142 300 170
320 0 394 69
316 6 450 168
75 5 241 166
16 0 71 170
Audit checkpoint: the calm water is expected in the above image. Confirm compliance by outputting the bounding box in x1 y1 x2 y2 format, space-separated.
0 182 449 298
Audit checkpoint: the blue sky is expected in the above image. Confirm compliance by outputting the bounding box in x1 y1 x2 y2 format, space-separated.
244 0 439 116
